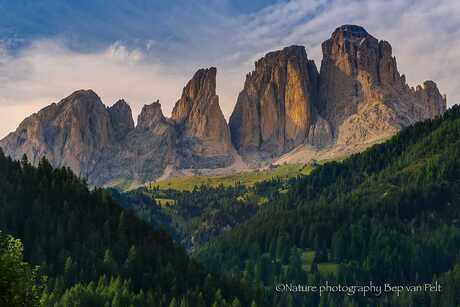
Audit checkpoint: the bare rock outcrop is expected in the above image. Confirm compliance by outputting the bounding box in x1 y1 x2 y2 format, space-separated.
318 25 446 145
0 90 113 178
108 99 135 141
98 101 177 188
229 46 332 159
230 25 446 161
0 68 235 187
172 67 234 168
0 25 448 186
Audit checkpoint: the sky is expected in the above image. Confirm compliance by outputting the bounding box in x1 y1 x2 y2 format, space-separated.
0 0 459 138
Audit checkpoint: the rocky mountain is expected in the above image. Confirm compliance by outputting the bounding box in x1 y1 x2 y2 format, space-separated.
318 25 446 147
108 99 135 141
172 67 234 168
0 25 447 186
0 90 113 179
229 45 332 160
0 68 234 187
97 101 177 187
230 25 446 163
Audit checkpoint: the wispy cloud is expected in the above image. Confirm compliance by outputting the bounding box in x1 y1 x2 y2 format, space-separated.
0 0 459 138
0 40 193 137
233 0 460 104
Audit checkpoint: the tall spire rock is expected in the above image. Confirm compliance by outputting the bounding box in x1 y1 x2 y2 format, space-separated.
108 99 134 141
318 25 446 145
172 67 234 168
229 45 332 158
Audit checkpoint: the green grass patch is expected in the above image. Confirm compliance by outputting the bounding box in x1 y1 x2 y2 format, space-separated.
155 198 176 206
317 263 339 275
300 250 316 272
151 164 313 191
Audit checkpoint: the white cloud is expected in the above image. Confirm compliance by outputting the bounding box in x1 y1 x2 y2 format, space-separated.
0 40 193 138
0 0 459 139
234 0 460 105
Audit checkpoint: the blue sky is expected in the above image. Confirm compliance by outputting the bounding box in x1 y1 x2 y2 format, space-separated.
0 0 459 138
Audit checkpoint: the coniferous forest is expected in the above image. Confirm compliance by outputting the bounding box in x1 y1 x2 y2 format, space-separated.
0 151 262 306
197 105 460 306
2 107 460 306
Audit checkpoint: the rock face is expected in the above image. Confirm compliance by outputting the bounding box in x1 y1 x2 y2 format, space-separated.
108 99 135 141
0 90 113 178
229 46 332 158
98 101 177 187
318 25 446 145
230 25 446 161
0 25 448 186
0 68 235 187
172 67 234 168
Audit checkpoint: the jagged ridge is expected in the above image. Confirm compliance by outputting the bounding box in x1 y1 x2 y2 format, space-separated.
0 25 447 186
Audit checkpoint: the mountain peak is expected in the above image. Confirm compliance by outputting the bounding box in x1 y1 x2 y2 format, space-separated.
108 99 134 140
254 45 309 71
333 24 369 36
111 98 130 108
172 67 218 124
137 100 167 130
264 45 306 58
230 43 326 156
180 67 217 102
171 68 233 168
64 89 101 103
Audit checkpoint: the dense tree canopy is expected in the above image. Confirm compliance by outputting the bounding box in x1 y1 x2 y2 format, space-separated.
0 149 263 306
196 105 460 307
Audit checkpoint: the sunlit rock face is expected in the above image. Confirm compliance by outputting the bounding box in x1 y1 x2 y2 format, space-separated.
230 25 446 161
229 45 332 158
318 25 446 145
172 67 234 168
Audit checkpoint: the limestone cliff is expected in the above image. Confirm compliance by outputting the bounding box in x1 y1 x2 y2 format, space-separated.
0 69 236 186
108 99 134 141
318 25 446 145
0 25 448 185
172 67 234 168
230 25 446 162
98 101 177 187
229 46 332 158
0 90 113 178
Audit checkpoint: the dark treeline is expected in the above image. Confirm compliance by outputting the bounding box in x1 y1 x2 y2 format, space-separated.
0 150 264 306
196 105 460 307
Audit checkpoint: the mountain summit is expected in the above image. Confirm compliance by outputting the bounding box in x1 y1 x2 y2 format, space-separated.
229 45 332 160
318 24 446 146
172 67 234 168
0 68 234 187
0 25 447 186
230 25 446 163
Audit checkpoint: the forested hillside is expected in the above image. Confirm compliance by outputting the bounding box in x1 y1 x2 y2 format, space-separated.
115 174 292 251
196 105 460 307
0 151 263 306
